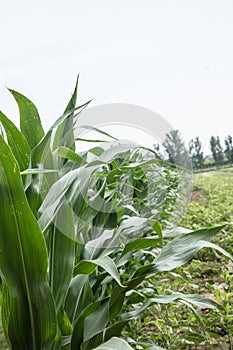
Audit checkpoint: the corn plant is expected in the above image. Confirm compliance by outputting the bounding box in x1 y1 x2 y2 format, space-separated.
0 77 232 350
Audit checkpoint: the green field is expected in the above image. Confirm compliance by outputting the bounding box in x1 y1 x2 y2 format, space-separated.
0 168 232 349
125 168 233 349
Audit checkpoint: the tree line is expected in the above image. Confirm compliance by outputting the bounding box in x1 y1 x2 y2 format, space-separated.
154 130 233 170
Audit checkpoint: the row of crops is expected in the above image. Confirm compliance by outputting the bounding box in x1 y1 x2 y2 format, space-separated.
0 79 232 349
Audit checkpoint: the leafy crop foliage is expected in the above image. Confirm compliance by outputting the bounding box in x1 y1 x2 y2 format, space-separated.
130 171 233 349
0 78 232 350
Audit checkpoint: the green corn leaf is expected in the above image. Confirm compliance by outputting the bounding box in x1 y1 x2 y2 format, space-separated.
93 256 124 287
57 146 86 165
1 283 10 346
0 111 30 171
49 100 92 131
83 299 109 342
195 240 233 260
121 292 221 322
125 275 146 292
163 226 191 238
180 300 205 331
64 75 79 114
46 202 75 312
39 159 120 250
74 256 123 287
149 221 163 242
121 237 160 257
87 146 104 156
127 341 165 350
65 275 93 326
83 229 121 261
71 299 106 349
93 337 134 350
152 225 226 273
21 168 58 175
57 309 73 336
71 299 109 349
104 321 129 342
26 130 56 215
0 136 57 349
74 260 98 275
78 124 117 141
122 292 222 329
99 143 136 163
76 137 107 143
116 217 149 241
108 286 126 321
132 264 155 279
53 76 78 151
132 226 228 279
149 292 222 309
9 89 44 149
80 332 104 350
38 163 102 232
26 99 90 215
30 130 53 169
61 336 71 347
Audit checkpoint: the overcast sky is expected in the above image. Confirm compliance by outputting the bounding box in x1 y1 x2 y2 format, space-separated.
0 0 232 154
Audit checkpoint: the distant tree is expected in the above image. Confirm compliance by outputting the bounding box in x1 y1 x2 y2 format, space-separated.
189 137 204 169
163 130 190 168
224 135 233 164
210 136 224 167
153 143 163 160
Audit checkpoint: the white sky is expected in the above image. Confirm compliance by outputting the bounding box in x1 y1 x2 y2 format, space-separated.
0 0 233 155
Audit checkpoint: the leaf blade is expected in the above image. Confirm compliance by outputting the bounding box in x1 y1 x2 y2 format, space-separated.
93 337 134 350
0 136 57 349
0 111 30 171
9 89 44 149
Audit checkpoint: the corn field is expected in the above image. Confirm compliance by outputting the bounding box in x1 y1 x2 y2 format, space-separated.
0 78 232 350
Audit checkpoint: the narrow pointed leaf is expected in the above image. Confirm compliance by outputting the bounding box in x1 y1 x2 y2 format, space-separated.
93 337 134 350
121 237 160 257
73 260 98 275
152 225 226 273
198 241 233 260
64 75 79 114
9 89 44 149
0 111 30 171
104 321 129 342
53 76 78 151
93 256 124 287
83 299 109 342
149 293 221 309
57 146 86 165
65 275 93 326
49 100 92 131
79 125 117 140
21 168 58 175
73 257 123 287
122 292 221 321
71 300 105 349
109 286 126 321
26 130 57 215
47 202 75 312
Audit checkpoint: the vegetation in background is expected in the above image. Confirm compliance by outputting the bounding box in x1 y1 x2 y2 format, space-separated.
210 136 224 167
157 130 233 170
224 135 233 164
162 130 190 168
127 169 233 349
189 137 204 170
